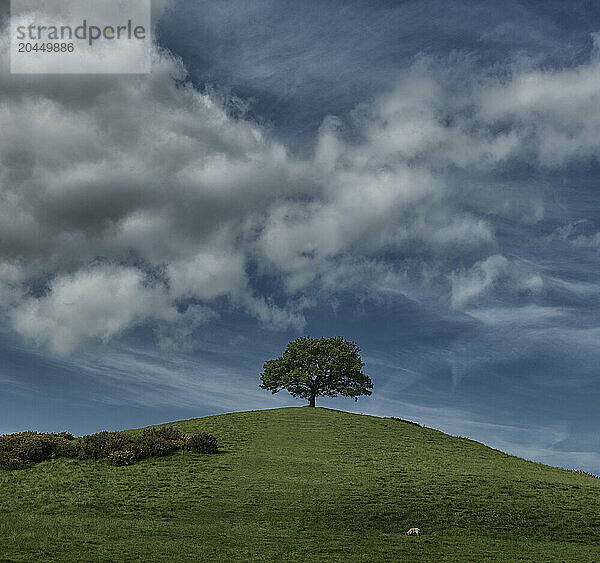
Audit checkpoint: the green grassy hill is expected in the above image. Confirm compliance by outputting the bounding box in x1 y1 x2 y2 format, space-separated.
1 407 599 561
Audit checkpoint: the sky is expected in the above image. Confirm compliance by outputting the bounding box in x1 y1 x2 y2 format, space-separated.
1 0 600 473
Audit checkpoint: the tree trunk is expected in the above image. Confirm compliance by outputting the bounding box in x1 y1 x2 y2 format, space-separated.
309 394 316 407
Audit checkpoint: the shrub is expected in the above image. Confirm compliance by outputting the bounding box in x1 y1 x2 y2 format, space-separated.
77 431 137 460
0 456 25 470
54 432 75 441
0 431 77 469
184 432 218 454
53 438 77 458
136 427 183 458
78 427 186 462
108 448 137 466
77 431 117 460
12 434 54 463
1 426 218 470
142 426 184 442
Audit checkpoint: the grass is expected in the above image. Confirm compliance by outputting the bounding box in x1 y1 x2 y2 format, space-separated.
1 406 599 561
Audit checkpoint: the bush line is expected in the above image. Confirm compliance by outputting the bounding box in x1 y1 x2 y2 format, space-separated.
0 427 217 470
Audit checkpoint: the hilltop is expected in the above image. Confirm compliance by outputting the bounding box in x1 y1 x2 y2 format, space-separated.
1 407 599 561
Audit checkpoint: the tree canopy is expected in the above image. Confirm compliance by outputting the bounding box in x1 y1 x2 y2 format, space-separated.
259 336 372 407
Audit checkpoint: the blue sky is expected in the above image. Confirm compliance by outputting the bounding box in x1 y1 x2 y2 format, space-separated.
1 0 600 473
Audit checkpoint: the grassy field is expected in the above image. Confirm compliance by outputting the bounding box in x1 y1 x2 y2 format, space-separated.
1 406 599 561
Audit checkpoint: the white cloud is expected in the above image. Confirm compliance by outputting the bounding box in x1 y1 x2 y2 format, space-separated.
466 305 566 326
168 251 247 301
0 20 306 351
153 304 218 352
552 220 600 248
450 255 544 310
450 254 509 309
2 21 600 353
478 58 600 166
11 266 177 355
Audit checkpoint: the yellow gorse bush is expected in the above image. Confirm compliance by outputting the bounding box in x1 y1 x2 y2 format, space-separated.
1 427 218 470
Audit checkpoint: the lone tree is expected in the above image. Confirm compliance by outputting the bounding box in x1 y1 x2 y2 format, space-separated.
260 336 373 407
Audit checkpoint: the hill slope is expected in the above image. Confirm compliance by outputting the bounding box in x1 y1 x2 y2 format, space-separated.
1 407 599 561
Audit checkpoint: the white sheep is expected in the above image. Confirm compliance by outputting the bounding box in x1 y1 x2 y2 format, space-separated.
406 527 420 536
